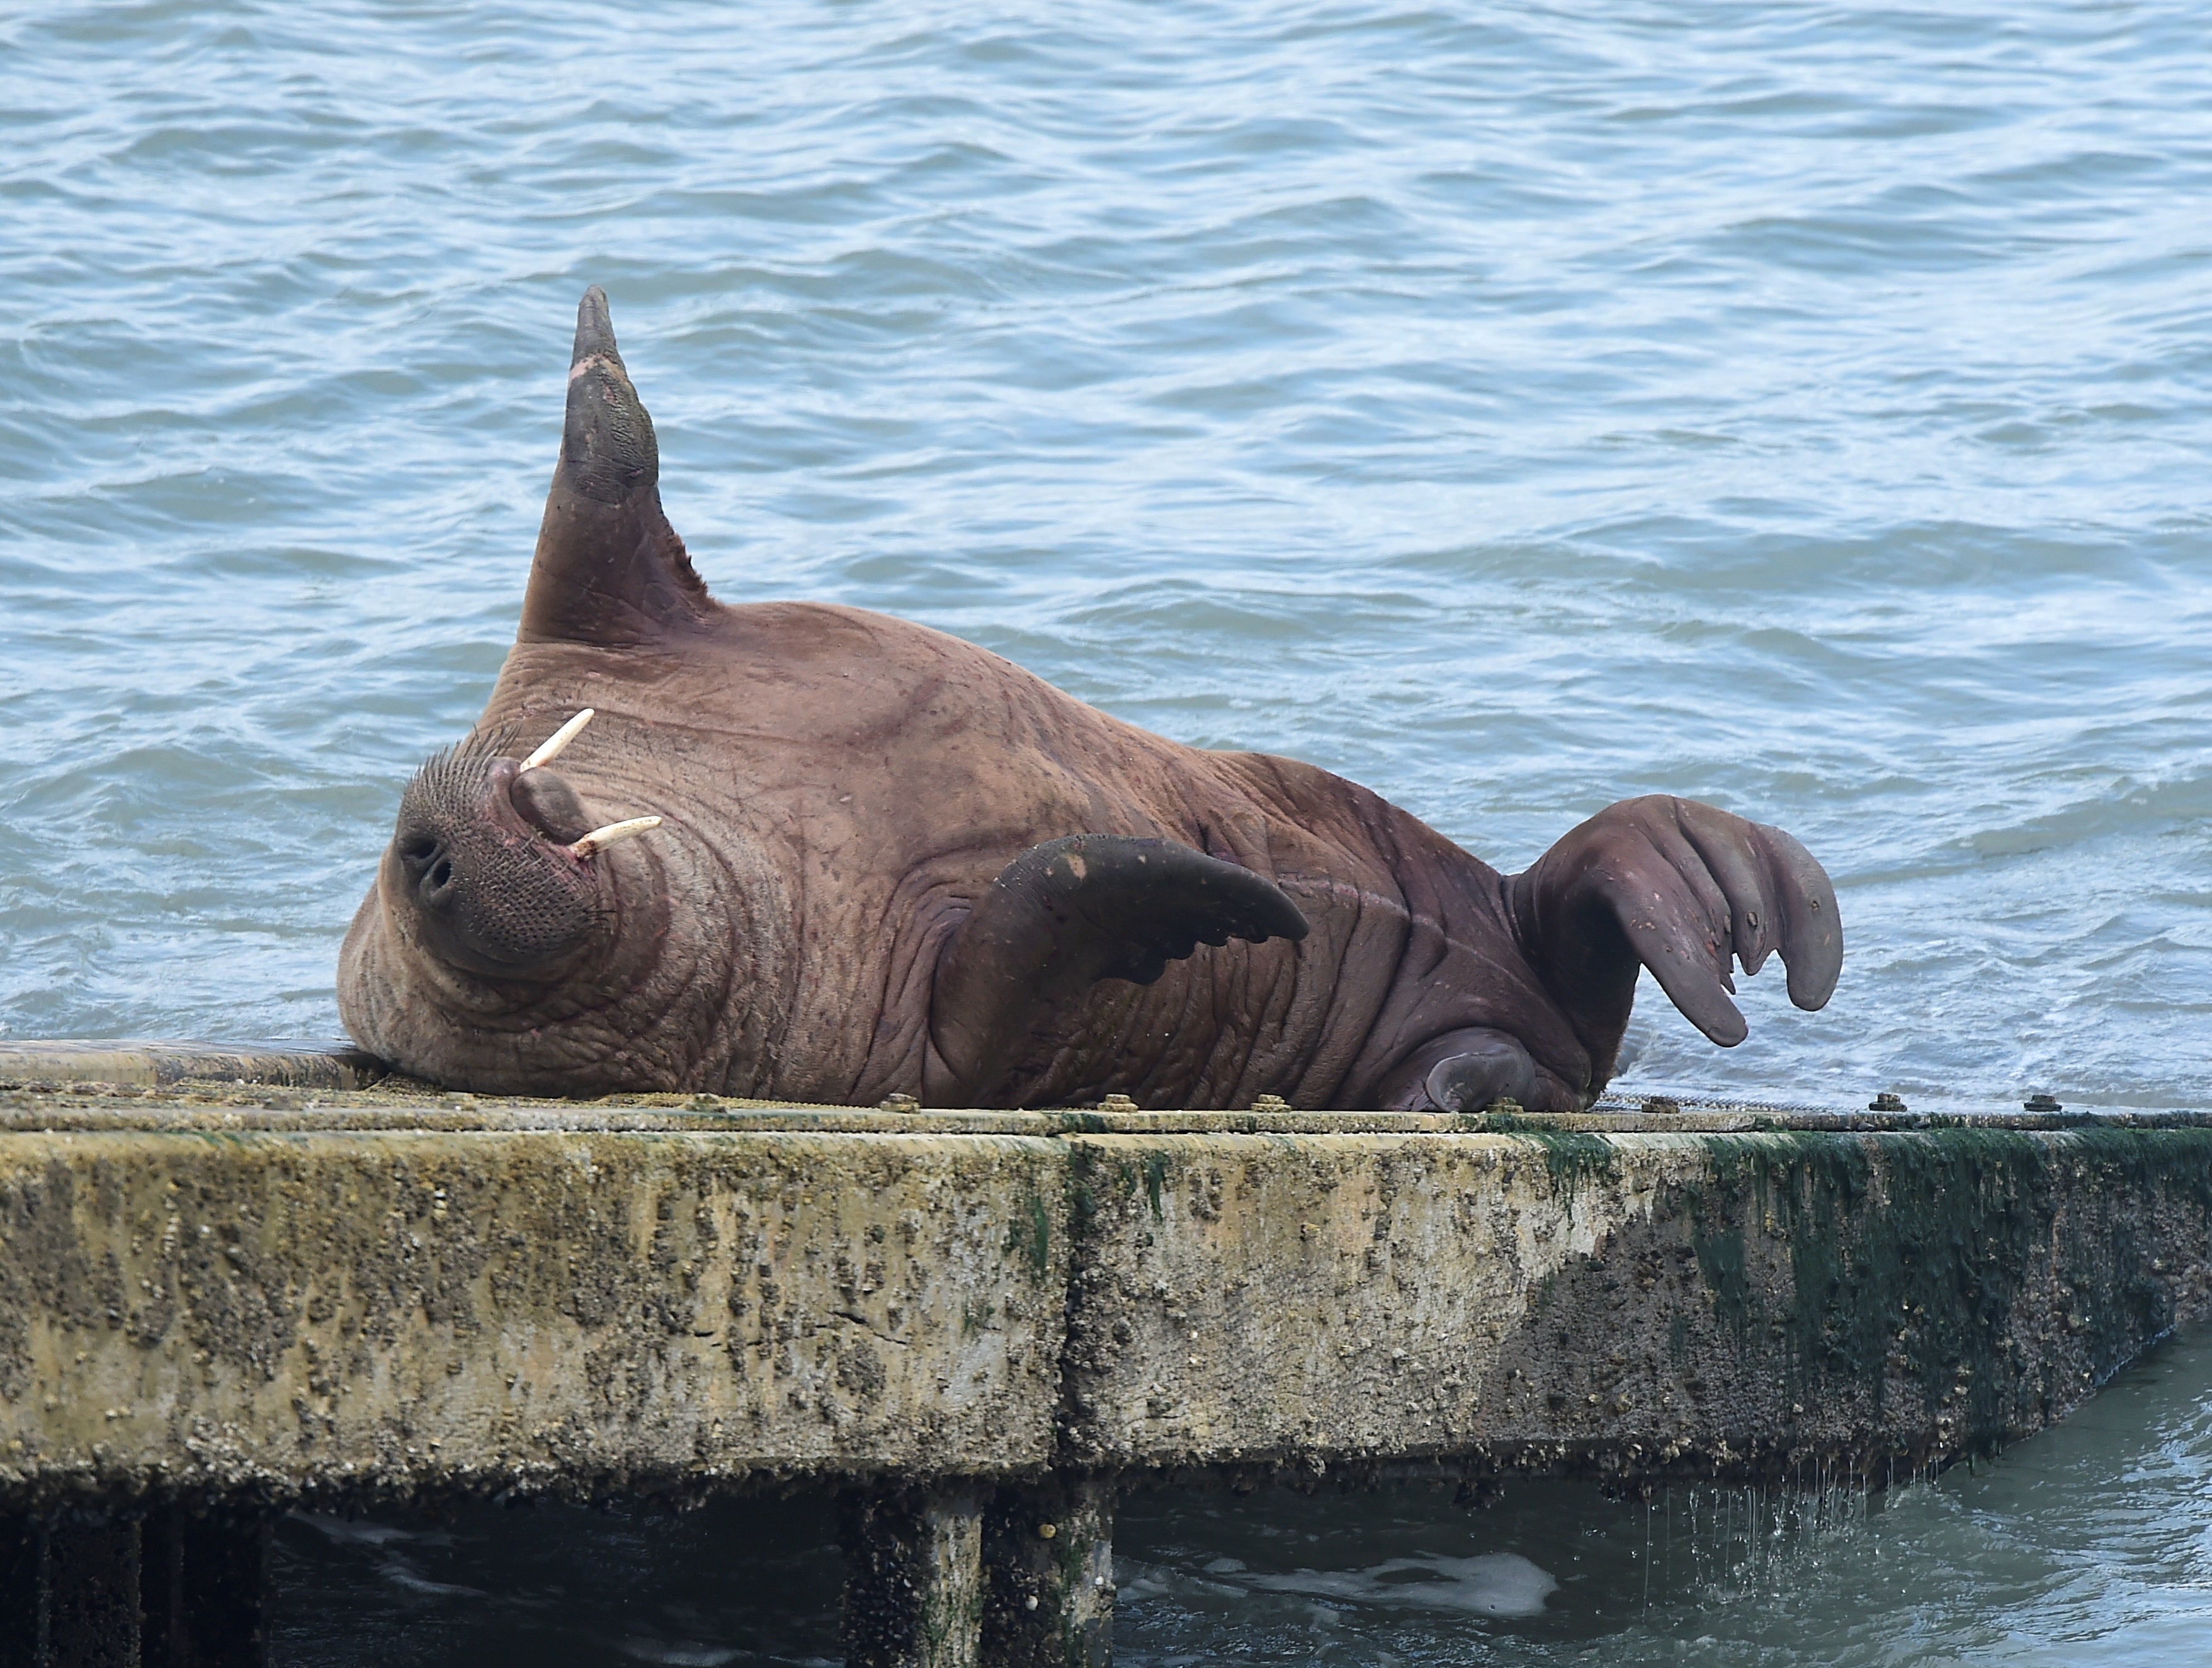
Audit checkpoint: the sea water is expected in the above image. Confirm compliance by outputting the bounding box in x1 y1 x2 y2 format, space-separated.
3 0 2208 1659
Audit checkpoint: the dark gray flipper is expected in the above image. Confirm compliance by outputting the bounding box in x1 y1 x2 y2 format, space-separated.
519 287 717 648
927 834 1309 1104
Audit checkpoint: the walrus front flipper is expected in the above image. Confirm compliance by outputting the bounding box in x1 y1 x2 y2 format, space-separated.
927 834 1309 1104
518 287 717 648
1509 795 1842 1057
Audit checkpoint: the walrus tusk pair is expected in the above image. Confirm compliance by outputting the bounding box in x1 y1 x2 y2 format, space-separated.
521 708 662 858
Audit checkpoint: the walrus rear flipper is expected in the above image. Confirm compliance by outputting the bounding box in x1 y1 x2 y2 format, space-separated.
926 834 1309 1106
1509 794 1842 1064
518 287 717 649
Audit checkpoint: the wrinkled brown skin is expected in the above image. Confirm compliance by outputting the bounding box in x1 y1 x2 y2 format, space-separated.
339 290 1842 1111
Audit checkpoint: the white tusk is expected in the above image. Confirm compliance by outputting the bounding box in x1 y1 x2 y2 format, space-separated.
569 815 661 858
523 708 596 771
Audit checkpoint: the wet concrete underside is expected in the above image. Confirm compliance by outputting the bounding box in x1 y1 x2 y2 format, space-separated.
3 1041 2210 1665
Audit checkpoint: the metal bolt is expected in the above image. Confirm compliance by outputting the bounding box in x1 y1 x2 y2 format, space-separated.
1250 1094 1290 1112
1098 1094 1138 1114
877 1092 921 1113
1870 1092 1907 1113
1640 1096 1681 1116
2023 1092 2063 1114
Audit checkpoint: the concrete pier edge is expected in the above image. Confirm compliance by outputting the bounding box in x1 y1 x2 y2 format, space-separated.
5 1041 2211 1665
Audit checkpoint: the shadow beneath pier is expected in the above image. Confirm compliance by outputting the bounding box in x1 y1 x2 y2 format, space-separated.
254 1327 2212 1667
269 1492 843 1667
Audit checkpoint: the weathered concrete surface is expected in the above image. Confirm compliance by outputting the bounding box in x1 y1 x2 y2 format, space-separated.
0 1125 1069 1507
0 1042 383 1092
1058 1127 2212 1484
980 1475 1115 1668
41 1514 139 1663
2 1077 2210 1509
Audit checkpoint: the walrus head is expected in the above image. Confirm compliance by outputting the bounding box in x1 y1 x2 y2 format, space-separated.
339 285 742 1089
383 713 658 979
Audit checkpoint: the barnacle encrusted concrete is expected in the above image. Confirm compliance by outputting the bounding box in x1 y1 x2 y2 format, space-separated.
0 1119 1070 1508
1058 1126 2212 1484
1 1072 2209 1512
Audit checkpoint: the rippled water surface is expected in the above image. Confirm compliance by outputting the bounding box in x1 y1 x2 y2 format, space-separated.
6 0 2211 1655
6 0 2209 1108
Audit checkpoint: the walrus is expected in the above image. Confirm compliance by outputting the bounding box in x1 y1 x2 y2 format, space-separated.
337 288 1841 1111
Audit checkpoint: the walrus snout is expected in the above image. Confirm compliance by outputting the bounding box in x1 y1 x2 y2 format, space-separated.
389 735 605 978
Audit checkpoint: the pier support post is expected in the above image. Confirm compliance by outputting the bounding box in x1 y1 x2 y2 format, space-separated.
43 1514 140 1668
982 1477 1115 1668
0 1511 267 1668
1 1516 50 1668
840 1487 985 1668
140 1506 270 1667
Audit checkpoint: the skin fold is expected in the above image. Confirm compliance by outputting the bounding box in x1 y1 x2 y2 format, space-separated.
338 290 1842 1111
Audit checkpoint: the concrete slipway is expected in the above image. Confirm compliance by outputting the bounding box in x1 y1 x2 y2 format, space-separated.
2 1041 2209 1666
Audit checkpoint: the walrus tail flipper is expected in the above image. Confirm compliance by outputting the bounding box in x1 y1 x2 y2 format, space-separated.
518 287 717 648
926 834 1309 1105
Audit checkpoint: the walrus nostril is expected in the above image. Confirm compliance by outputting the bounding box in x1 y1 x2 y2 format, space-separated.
428 858 453 891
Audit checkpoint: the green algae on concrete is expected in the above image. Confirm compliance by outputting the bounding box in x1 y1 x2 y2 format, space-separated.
1674 1126 2212 1461
980 1475 1115 1668
840 1486 987 1668
1057 1126 2212 1484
